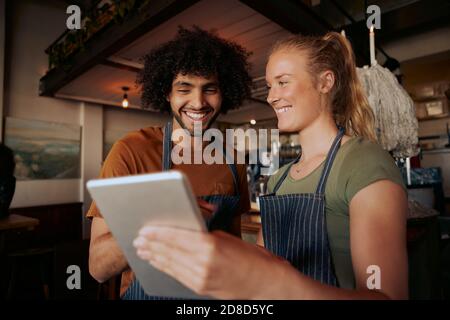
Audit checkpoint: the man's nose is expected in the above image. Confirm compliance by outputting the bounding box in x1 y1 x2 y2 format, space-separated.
189 91 207 109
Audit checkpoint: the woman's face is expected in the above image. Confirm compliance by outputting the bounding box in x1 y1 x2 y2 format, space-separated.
266 49 323 132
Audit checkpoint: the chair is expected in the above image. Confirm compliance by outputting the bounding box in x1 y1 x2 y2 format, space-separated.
6 247 54 300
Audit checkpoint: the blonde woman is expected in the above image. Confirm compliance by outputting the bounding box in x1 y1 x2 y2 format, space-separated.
133 32 409 300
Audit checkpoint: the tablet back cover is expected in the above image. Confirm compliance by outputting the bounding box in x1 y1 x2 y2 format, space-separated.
87 171 208 299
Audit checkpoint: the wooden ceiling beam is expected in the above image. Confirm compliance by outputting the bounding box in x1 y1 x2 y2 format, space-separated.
238 0 369 65
239 0 331 36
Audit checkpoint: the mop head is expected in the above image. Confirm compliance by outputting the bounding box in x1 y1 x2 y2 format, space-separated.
357 64 419 158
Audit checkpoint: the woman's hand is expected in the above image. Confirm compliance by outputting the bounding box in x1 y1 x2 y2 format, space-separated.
133 226 293 299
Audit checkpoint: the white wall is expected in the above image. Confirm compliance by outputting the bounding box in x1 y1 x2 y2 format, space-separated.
5 1 80 123
6 1 82 207
5 1 170 225
80 102 103 238
103 106 169 132
12 180 81 207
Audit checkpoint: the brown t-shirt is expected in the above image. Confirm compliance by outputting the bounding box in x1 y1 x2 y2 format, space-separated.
86 126 250 297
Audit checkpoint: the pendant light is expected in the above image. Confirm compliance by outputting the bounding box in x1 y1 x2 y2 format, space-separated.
121 86 129 108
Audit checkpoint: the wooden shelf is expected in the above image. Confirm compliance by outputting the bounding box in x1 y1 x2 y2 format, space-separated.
417 114 450 122
422 148 450 155
413 95 447 102
418 134 447 140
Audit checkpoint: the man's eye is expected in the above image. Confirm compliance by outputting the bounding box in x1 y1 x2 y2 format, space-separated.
205 88 218 94
177 90 190 94
279 81 287 86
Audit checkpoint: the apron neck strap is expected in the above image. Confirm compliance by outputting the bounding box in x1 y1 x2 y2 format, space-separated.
162 121 240 196
271 153 300 193
162 121 172 171
315 126 345 194
272 126 345 194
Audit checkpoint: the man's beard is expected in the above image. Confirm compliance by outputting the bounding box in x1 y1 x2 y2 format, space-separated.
172 110 221 137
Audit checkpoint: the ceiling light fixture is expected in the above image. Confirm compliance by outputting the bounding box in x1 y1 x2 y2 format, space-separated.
121 86 129 108
250 119 256 125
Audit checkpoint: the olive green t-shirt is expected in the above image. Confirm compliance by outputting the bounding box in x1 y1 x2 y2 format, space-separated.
266 137 405 289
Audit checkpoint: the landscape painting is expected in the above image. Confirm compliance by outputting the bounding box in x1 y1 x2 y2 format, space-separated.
4 117 81 180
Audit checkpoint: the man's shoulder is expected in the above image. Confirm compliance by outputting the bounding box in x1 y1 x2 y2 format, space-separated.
119 126 164 149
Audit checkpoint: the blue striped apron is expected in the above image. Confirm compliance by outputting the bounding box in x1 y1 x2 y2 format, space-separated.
259 127 345 287
122 121 241 300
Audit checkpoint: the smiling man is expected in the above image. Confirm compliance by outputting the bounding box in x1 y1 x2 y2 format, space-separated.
87 26 252 300
170 74 222 133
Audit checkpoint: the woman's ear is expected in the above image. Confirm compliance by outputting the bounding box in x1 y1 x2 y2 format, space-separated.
318 70 335 94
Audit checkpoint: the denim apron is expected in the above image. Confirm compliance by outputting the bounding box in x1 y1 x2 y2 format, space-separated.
122 121 241 299
259 127 345 287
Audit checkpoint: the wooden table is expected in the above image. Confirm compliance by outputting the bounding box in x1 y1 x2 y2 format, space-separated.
0 214 40 253
0 214 40 231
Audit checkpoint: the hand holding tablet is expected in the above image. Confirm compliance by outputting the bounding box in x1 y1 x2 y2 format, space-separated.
87 170 209 298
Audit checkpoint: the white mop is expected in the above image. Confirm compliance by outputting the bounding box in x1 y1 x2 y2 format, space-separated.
355 26 419 159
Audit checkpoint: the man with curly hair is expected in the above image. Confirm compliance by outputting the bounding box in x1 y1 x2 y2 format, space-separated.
87 26 252 300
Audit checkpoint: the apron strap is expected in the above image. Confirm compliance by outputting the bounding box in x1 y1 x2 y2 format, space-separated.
222 146 240 197
162 121 173 171
315 127 345 194
272 154 301 193
271 127 345 195
162 121 240 196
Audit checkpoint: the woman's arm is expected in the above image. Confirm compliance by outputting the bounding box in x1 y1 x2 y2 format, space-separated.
133 179 408 299
278 179 409 300
348 179 409 299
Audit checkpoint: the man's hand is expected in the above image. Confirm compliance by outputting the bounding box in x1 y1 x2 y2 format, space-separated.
197 198 217 221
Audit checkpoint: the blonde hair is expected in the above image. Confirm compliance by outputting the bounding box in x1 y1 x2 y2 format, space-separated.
270 32 376 141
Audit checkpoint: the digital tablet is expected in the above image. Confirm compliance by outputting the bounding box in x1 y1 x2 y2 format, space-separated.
86 170 208 299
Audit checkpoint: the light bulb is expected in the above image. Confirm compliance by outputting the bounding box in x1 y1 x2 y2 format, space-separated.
122 92 128 108
121 87 130 109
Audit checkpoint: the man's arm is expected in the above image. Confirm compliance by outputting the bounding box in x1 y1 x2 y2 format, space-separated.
230 163 250 239
89 217 128 283
88 140 134 283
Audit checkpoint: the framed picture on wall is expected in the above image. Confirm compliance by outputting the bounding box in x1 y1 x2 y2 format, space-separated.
4 117 81 180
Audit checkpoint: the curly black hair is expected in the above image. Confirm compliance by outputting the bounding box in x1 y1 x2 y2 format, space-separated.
136 26 252 113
